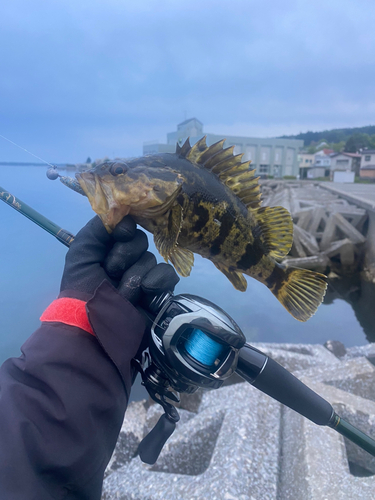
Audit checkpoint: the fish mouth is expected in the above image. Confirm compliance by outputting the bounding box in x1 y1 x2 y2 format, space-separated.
76 172 131 231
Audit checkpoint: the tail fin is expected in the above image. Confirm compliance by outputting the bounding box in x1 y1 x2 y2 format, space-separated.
270 266 327 322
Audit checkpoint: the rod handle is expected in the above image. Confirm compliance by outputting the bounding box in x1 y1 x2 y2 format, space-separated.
236 344 334 425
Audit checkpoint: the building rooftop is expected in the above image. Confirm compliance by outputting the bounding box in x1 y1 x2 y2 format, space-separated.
331 152 361 158
177 117 203 127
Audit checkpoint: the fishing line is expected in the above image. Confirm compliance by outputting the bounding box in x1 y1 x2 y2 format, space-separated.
184 329 225 367
0 134 56 169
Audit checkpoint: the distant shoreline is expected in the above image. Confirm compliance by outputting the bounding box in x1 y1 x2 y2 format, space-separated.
0 162 73 167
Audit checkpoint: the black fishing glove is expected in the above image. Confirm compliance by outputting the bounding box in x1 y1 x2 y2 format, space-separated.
60 215 179 309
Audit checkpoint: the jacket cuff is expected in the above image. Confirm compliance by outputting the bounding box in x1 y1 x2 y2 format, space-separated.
86 280 146 398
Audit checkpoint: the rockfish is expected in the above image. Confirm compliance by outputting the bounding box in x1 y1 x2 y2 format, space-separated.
75 137 327 321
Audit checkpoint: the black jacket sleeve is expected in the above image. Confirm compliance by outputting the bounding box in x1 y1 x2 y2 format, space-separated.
0 281 146 500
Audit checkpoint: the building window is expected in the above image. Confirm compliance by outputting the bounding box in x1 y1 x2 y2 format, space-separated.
259 165 269 173
275 153 279 161
365 155 371 161
232 144 242 155
337 159 349 165
262 152 266 161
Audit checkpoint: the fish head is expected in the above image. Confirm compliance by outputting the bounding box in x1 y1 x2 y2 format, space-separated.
76 159 184 230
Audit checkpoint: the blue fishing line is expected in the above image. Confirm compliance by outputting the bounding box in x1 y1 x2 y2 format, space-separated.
184 329 224 367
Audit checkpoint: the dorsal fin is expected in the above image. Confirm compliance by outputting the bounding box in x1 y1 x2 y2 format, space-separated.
175 137 262 209
179 137 191 157
185 136 208 162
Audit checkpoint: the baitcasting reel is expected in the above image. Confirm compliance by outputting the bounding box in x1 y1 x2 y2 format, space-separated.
134 293 246 464
135 293 375 465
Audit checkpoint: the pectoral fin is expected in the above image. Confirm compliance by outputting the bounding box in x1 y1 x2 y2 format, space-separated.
253 206 293 260
154 204 183 261
213 262 247 291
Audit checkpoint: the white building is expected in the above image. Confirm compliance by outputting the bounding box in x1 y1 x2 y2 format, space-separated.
306 149 334 179
144 118 304 178
330 152 361 179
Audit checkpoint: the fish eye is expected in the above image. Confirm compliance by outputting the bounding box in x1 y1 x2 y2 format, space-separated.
110 163 128 176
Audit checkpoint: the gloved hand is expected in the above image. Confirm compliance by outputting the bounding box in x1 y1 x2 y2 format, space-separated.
60 215 179 309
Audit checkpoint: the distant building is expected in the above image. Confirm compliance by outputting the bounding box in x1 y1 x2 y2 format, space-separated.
143 118 304 178
298 152 314 179
330 152 361 179
360 149 375 179
305 149 334 179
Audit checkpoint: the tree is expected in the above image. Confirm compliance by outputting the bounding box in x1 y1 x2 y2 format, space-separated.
344 134 371 153
86 157 92 164
332 141 345 153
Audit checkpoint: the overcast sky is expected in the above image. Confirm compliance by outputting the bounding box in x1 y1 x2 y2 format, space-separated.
1 0 375 163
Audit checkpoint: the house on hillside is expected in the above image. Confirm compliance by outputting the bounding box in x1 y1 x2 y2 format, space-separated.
330 152 361 179
360 149 375 179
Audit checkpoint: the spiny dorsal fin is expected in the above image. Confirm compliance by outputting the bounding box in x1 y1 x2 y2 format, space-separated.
253 206 293 259
185 136 208 162
175 137 262 209
179 137 191 157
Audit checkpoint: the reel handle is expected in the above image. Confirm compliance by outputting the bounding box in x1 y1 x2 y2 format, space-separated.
138 414 176 465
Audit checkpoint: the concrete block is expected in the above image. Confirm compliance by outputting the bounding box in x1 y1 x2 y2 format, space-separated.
294 207 314 230
293 224 320 255
334 212 366 244
279 381 375 500
282 254 329 272
345 343 375 361
252 342 341 372
323 238 355 266
320 213 338 250
290 234 307 257
309 207 327 237
105 400 148 476
103 343 375 500
294 357 375 402
103 383 281 500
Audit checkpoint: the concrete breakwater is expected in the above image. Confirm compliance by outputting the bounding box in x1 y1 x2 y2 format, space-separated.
102 342 375 500
260 181 369 273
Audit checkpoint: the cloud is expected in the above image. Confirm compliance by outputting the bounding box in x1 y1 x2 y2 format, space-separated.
1 0 375 161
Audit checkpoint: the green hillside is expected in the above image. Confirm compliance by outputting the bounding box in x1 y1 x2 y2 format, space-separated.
280 125 375 147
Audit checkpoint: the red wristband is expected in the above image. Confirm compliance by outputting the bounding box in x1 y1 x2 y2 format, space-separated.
40 298 95 336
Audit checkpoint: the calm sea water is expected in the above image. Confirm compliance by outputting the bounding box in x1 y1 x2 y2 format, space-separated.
0 165 372 371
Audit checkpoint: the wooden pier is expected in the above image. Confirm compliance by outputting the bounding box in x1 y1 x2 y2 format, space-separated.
261 181 369 272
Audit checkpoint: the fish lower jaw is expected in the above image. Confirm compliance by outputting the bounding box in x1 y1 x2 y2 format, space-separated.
100 205 131 231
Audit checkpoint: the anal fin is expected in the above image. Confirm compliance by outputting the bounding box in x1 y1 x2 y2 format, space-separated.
213 262 247 292
169 247 194 277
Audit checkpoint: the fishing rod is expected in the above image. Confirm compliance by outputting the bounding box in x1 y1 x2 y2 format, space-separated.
1 183 375 465
0 185 74 247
